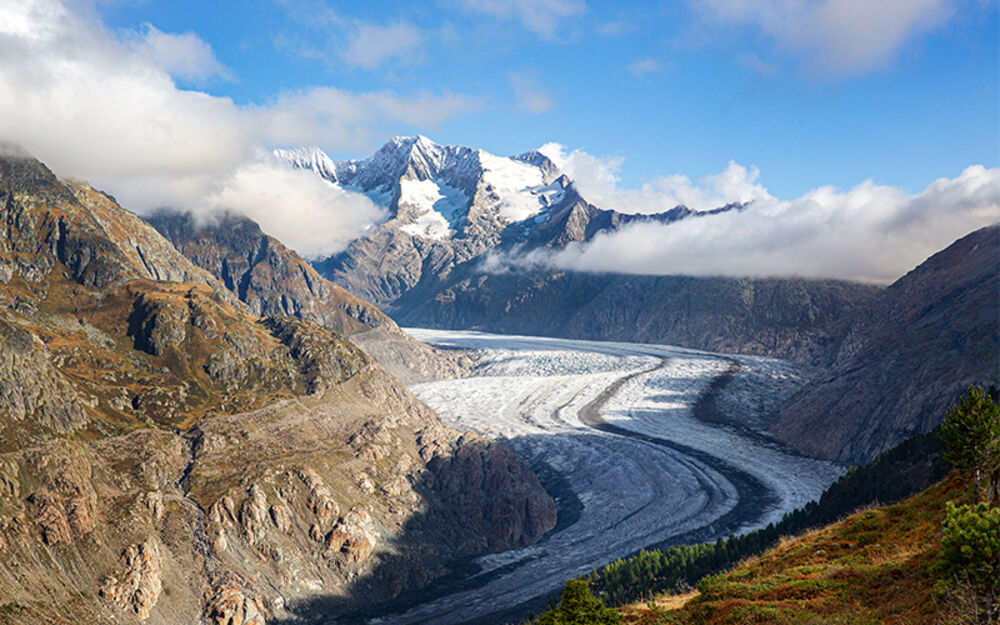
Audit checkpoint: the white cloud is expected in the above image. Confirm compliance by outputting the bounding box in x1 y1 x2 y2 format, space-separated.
508 157 1000 283
456 0 586 39
697 0 954 77
627 57 662 77
537 143 770 213
341 21 423 69
0 0 480 257
206 158 386 258
509 73 554 114
126 23 231 82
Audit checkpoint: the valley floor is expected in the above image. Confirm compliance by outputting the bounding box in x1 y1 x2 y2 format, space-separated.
377 330 841 625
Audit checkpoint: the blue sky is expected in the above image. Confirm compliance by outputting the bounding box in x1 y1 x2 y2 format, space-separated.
90 0 999 197
1 0 998 280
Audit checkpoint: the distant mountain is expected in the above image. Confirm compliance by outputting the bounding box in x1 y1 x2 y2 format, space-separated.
276 137 997 471
772 224 1000 464
277 138 876 368
275 136 731 308
0 150 556 624
147 210 469 383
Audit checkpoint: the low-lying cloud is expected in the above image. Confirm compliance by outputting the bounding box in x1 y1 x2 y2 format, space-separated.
538 143 772 213
497 148 1000 283
206 158 386 258
0 0 479 257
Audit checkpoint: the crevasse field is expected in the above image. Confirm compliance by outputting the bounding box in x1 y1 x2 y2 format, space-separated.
383 329 842 625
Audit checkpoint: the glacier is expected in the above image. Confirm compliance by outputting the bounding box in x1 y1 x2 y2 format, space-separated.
373 329 841 625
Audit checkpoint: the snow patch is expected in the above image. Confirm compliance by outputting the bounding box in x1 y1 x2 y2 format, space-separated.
398 178 468 240
273 146 338 182
479 150 558 222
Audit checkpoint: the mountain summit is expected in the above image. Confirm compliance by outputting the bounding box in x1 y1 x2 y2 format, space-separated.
275 137 721 307
275 135 568 243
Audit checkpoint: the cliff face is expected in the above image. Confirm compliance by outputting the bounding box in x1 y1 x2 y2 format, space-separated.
147 210 470 384
771 224 1000 465
0 152 556 624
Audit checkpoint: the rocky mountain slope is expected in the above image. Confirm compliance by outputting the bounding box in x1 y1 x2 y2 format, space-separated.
393 271 881 367
146 210 469 384
276 137 725 311
0 151 556 624
772 224 1000 464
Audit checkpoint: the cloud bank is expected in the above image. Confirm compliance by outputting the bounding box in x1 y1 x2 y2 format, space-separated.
538 143 772 213
0 0 478 256
510 146 1000 282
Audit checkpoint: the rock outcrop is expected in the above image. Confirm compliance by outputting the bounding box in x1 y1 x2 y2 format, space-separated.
0 149 556 624
147 210 471 384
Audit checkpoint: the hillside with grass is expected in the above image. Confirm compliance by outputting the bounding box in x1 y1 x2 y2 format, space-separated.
620 473 969 624
536 387 999 625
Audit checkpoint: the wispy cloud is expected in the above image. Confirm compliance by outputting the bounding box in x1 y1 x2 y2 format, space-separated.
126 23 232 82
520 145 1000 282
509 72 554 113
340 20 423 69
595 19 633 37
627 57 662 77
455 0 586 39
736 51 777 76
696 0 954 77
272 1 424 70
0 0 480 256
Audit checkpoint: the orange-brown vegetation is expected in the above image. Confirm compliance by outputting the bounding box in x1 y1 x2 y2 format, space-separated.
621 474 973 625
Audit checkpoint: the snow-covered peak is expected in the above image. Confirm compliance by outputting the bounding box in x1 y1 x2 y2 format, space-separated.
477 150 563 222
273 136 580 241
272 146 338 182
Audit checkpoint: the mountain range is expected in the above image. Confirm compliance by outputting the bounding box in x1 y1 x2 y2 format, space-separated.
279 137 999 465
273 136 739 311
0 136 995 625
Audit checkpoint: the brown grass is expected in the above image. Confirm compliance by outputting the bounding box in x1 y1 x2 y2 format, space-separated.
621 473 973 625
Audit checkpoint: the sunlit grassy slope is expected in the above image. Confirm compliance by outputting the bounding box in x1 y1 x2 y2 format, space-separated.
620 473 972 625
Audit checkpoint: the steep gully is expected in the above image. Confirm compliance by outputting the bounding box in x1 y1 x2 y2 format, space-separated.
356 330 838 625
174 431 213 624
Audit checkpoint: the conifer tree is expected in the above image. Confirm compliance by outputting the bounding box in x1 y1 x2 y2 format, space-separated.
536 579 621 625
934 502 1000 624
939 386 1000 502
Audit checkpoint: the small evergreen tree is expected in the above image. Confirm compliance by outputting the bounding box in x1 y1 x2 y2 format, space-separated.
934 502 1000 624
939 386 1000 502
536 579 621 625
